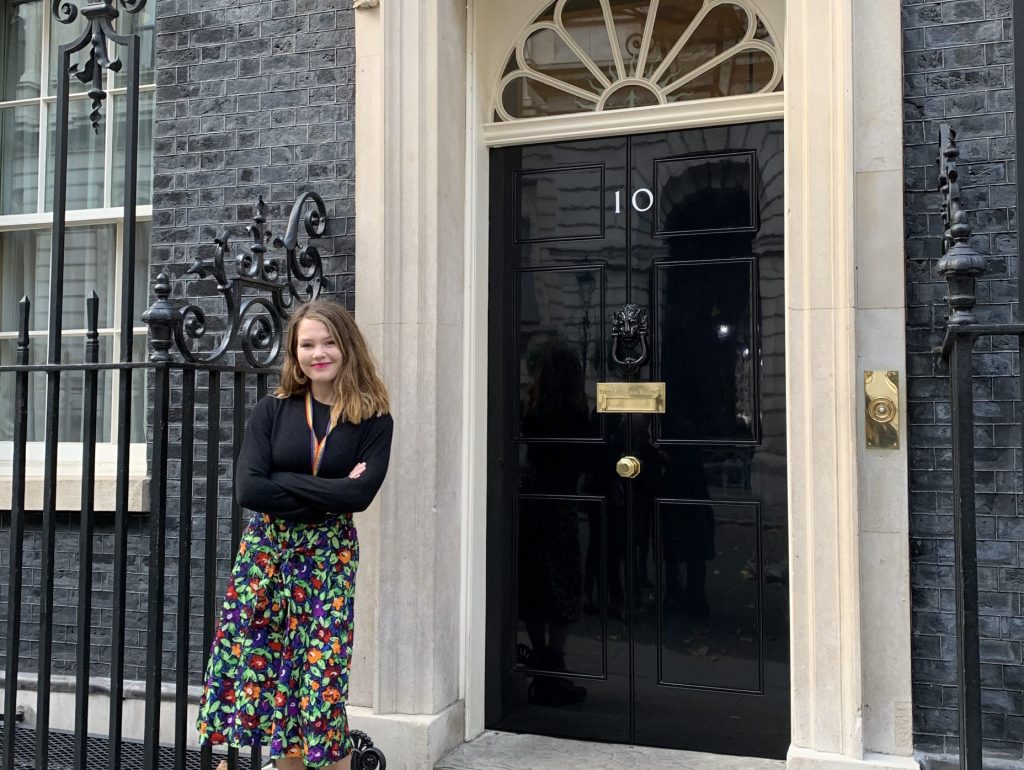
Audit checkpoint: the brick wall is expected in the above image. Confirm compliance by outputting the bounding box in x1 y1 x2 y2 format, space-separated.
0 512 152 681
902 0 1023 761
151 0 355 305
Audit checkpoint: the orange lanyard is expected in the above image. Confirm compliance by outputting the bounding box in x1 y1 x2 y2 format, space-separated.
305 391 334 476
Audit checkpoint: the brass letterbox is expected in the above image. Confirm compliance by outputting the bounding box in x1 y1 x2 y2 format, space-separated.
596 382 666 414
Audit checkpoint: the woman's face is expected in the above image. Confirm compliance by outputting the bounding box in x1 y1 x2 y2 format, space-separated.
295 318 342 388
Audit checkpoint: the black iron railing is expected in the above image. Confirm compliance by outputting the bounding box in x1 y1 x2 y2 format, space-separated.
936 125 1024 770
0 1 384 769
5 2 144 769
1 191 386 770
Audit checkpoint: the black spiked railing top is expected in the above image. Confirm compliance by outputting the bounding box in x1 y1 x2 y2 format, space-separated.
938 123 966 255
143 192 330 368
936 124 987 337
52 0 148 132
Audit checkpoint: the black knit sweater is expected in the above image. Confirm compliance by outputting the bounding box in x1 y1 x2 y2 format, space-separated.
235 394 394 523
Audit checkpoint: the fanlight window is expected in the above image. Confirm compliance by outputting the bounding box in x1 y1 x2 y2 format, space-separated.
496 0 782 121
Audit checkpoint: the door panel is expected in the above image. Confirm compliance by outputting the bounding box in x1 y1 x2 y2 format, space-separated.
653 258 757 443
487 123 788 758
515 265 605 441
654 499 761 692
654 152 757 235
515 165 607 242
514 495 608 679
489 136 631 745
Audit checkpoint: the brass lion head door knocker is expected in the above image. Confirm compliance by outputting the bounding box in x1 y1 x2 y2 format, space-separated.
611 303 649 376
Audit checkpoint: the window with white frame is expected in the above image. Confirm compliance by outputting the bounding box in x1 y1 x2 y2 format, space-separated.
0 0 154 450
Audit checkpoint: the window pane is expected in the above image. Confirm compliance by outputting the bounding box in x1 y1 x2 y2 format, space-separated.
62 226 118 329
501 76 598 119
48 12 89 96
665 49 776 102
45 97 105 211
2 0 43 100
0 334 113 442
561 0 645 82
0 225 118 333
133 220 152 324
0 229 50 333
112 2 156 87
522 26 602 97
655 4 748 89
641 0 702 80
131 333 147 442
111 90 154 207
0 104 40 214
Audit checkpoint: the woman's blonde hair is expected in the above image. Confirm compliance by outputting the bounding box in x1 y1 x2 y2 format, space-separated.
275 299 390 424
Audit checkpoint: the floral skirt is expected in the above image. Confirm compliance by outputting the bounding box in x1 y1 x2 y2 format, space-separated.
197 513 359 768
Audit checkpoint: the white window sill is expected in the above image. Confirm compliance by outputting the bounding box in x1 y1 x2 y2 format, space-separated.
0 473 150 513
0 442 150 513
0 205 153 231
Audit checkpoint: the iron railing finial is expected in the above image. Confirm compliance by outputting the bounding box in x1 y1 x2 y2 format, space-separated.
142 272 179 363
936 124 987 330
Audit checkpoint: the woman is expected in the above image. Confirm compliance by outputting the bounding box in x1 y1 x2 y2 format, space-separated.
197 299 393 770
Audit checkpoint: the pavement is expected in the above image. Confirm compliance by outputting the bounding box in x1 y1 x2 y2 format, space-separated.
436 731 787 770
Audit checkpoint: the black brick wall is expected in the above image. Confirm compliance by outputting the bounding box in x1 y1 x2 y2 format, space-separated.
0 512 152 681
150 0 356 304
903 0 1024 761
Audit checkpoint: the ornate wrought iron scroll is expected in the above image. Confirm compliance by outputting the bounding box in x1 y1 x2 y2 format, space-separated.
53 0 147 131
610 303 650 375
144 192 330 367
350 729 387 770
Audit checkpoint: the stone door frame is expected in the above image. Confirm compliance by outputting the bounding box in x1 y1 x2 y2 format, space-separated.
351 3 917 769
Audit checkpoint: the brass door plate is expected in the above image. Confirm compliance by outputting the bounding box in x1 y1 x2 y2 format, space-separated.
864 370 900 449
597 382 666 413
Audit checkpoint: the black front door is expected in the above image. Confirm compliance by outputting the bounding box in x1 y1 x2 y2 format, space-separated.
486 123 789 758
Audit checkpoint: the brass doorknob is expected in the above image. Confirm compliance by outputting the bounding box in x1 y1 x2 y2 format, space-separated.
616 455 641 478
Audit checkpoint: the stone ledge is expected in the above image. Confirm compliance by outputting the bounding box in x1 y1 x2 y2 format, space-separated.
0 672 201 701
0 685 198 746
0 475 149 513
787 747 920 770
349 700 465 770
437 731 786 770
1 685 461 762
916 752 1022 770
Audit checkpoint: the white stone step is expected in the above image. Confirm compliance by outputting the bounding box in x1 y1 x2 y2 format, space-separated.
436 731 787 770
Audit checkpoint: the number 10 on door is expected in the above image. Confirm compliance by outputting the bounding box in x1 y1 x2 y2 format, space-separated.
614 188 654 214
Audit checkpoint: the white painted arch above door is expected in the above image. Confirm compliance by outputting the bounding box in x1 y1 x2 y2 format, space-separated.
476 0 786 146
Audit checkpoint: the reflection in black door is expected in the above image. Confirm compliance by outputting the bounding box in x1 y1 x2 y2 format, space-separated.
485 124 788 758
